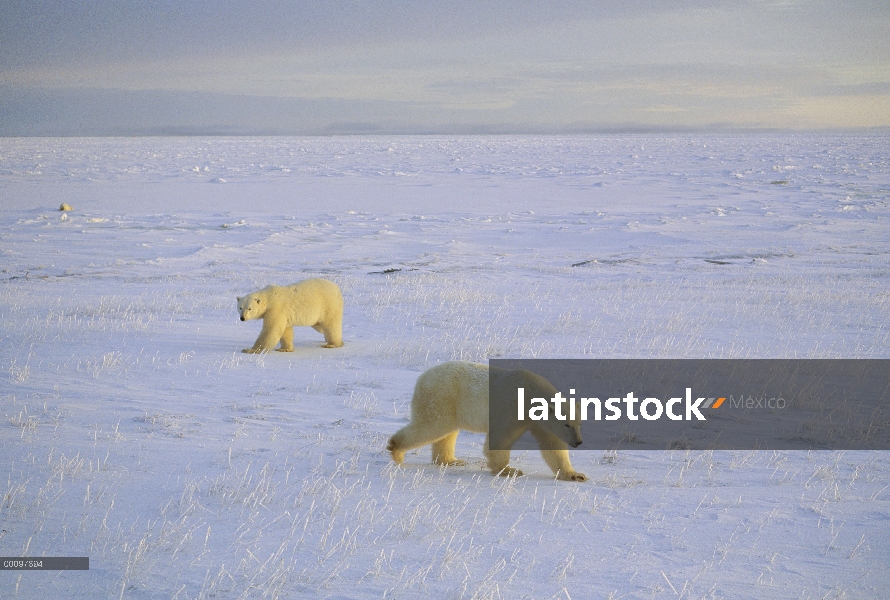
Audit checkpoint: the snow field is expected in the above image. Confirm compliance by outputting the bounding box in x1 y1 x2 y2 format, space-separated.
1 134 889 598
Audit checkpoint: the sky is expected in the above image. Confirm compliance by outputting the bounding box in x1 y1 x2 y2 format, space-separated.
0 0 888 135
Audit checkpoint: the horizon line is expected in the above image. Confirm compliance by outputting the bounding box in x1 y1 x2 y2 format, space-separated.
4 126 890 138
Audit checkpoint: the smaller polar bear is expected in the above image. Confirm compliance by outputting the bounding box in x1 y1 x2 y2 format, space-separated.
387 361 587 481
237 278 343 353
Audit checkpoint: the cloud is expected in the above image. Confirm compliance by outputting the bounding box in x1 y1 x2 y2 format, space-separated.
1 1 888 133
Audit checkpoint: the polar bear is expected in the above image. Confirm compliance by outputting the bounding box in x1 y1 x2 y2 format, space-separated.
387 361 587 481
236 278 343 353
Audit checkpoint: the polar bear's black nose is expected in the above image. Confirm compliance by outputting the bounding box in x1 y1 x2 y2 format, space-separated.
240 316 245 321
572 441 582 448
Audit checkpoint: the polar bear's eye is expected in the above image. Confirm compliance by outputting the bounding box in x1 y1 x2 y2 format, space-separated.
564 423 570 427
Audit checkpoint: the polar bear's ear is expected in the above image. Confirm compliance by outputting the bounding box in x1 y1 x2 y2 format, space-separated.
236 296 242 302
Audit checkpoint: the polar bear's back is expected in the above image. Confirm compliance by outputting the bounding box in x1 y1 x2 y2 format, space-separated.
278 278 343 326
411 361 489 433
285 278 343 305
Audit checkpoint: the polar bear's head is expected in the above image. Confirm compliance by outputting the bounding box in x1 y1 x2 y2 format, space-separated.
513 369 584 449
540 403 584 449
236 293 266 321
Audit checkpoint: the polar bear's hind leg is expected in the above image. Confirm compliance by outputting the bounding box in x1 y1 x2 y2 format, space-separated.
388 422 455 465
432 431 466 466
321 314 343 348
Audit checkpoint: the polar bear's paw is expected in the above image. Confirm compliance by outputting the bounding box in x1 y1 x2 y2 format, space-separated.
556 471 588 482
386 438 405 464
495 466 524 478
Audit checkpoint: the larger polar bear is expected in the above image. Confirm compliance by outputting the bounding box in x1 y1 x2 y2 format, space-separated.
237 278 343 353
387 361 587 481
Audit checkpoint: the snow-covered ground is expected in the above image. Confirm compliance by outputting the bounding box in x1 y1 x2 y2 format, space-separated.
1 134 888 598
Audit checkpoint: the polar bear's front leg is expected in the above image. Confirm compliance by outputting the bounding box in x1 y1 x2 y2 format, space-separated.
483 435 523 477
541 450 587 481
243 321 286 354
530 428 587 481
276 326 294 352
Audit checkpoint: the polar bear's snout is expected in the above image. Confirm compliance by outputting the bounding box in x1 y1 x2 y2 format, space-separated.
240 316 245 321
567 430 583 448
